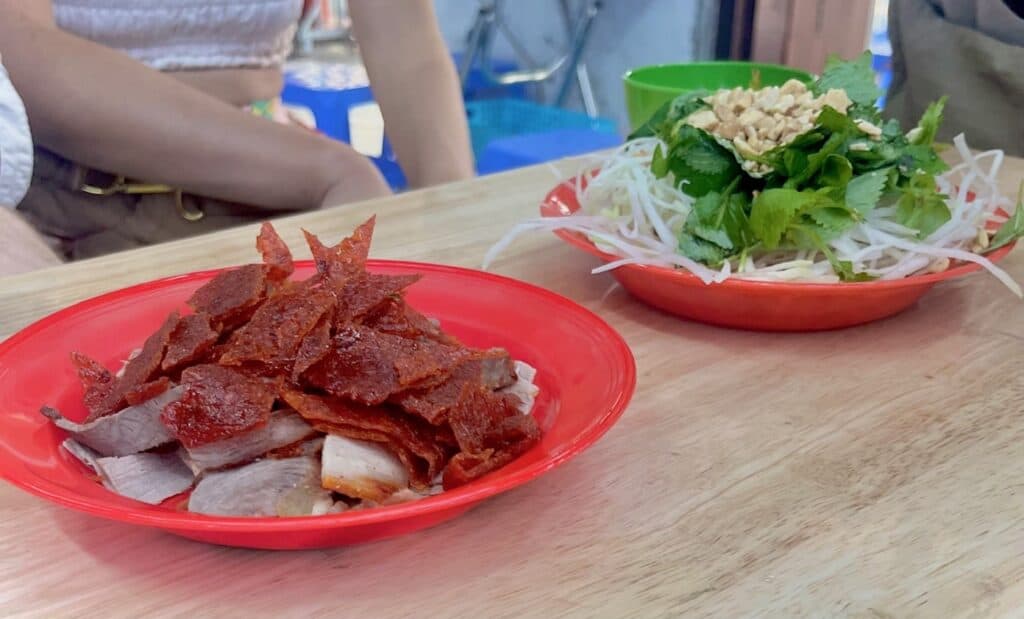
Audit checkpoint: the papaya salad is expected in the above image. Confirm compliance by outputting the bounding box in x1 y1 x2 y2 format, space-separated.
485 53 1024 296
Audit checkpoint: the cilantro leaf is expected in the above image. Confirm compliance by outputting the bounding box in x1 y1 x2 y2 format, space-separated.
896 172 951 238
988 182 1024 252
909 96 946 146
811 51 881 108
845 170 888 218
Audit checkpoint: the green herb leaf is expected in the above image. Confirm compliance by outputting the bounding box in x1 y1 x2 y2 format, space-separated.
680 178 751 256
832 259 876 282
651 144 668 178
692 191 722 222
690 223 734 249
785 131 846 188
678 233 726 265
896 172 951 238
628 90 709 140
909 96 946 146
661 125 741 197
988 182 1024 252
811 51 881 108
900 144 949 176
806 205 856 234
845 170 889 218
791 223 875 281
816 105 861 134
818 154 854 188
750 189 818 248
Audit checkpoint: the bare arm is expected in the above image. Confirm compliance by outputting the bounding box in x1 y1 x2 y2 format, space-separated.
348 0 475 188
0 2 390 211
0 208 60 275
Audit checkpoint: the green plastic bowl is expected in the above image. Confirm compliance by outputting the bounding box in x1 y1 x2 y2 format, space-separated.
623 62 814 131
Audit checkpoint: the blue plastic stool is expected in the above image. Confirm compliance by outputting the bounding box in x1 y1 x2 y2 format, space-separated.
477 129 622 175
465 99 618 165
281 61 407 189
451 52 528 101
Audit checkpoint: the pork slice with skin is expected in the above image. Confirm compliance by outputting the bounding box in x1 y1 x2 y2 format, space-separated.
499 361 540 415
320 434 409 503
188 456 330 517
42 386 184 456
62 439 195 505
181 410 315 474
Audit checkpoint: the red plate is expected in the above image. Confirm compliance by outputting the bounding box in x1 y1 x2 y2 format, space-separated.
542 175 1017 331
0 261 635 549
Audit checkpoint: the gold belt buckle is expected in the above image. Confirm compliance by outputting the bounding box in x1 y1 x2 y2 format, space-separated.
76 171 205 222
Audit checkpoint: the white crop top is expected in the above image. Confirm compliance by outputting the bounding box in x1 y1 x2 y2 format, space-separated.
52 0 302 71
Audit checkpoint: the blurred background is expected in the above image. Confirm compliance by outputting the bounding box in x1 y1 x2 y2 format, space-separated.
286 0 889 187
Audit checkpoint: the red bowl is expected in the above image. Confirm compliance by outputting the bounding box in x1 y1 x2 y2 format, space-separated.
0 261 635 549
541 176 1017 331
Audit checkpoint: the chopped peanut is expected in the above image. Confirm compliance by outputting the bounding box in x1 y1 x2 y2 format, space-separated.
684 80 866 174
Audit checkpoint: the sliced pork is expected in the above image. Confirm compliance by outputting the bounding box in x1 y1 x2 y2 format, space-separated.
42 386 184 456
181 410 315 473
62 439 195 504
188 456 330 517
500 361 540 415
320 434 409 502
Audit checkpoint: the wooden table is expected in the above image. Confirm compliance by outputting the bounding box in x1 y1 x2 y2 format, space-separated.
1 155 1022 619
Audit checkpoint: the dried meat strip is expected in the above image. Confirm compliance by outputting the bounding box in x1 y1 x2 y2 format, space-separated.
186 264 268 330
291 313 333 382
301 325 467 405
70 352 115 419
219 288 335 367
281 389 447 488
161 364 277 448
391 349 516 425
442 448 519 490
333 272 421 325
364 298 459 345
162 313 218 372
79 312 178 420
303 216 375 287
124 376 172 406
441 386 540 490
256 222 294 282
446 385 539 455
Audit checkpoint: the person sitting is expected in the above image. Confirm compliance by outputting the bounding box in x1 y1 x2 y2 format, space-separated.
886 0 1024 155
0 0 474 260
0 53 61 276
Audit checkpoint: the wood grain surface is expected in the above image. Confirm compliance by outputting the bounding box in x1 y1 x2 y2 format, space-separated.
0 154 1022 619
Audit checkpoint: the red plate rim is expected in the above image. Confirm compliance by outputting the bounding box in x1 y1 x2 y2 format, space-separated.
0 259 637 533
541 175 1017 293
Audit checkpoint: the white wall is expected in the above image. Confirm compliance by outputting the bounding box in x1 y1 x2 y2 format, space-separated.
434 0 718 132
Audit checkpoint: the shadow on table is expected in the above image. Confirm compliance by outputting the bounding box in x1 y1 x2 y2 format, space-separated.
600 277 976 356
47 446 623 615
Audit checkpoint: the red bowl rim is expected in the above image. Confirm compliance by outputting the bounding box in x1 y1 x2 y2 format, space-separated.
0 259 637 533
541 176 1017 294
